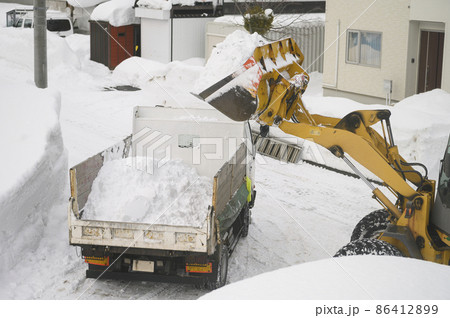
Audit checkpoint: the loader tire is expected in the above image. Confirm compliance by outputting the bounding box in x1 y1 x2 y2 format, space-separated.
350 209 390 241
334 238 403 257
206 244 228 290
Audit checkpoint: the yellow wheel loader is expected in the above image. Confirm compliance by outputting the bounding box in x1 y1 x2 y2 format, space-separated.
196 38 450 264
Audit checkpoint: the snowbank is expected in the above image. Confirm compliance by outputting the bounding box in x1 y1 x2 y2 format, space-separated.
195 30 266 93
202 255 450 299
0 28 80 84
0 81 67 277
91 0 140 27
390 89 450 180
83 158 212 227
113 56 204 90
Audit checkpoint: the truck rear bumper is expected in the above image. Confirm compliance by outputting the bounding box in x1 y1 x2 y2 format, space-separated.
86 269 210 285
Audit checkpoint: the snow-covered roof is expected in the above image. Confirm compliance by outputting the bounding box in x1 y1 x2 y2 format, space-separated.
67 0 109 8
90 0 140 26
137 0 172 10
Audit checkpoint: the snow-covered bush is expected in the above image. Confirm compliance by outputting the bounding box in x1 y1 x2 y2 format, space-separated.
243 5 274 35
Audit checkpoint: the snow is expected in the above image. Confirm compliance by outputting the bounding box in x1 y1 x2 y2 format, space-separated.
0 28 81 82
214 13 325 28
0 81 67 290
112 56 204 90
83 158 212 227
202 255 450 299
195 30 266 93
137 0 210 9
90 0 140 27
67 0 109 8
0 23 449 300
137 0 172 10
0 84 59 195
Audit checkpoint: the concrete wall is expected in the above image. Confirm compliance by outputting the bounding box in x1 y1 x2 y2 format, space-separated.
323 0 411 104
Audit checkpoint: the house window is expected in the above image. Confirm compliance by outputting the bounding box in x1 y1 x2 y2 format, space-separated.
346 30 382 67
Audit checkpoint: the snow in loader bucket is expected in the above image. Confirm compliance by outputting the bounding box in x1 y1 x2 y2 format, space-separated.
194 38 305 122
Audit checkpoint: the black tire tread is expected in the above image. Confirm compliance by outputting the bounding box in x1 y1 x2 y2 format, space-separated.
334 238 403 257
351 209 390 241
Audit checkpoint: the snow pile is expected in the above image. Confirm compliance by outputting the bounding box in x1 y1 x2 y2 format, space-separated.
137 0 172 10
83 158 212 227
67 0 109 8
390 89 450 180
91 0 140 26
0 81 67 277
195 30 266 93
202 255 450 299
0 28 80 85
113 56 204 90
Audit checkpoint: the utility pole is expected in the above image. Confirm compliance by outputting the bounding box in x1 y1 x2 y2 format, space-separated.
34 0 47 88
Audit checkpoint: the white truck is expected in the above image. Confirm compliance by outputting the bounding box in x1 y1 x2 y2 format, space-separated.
68 106 256 289
6 8 74 37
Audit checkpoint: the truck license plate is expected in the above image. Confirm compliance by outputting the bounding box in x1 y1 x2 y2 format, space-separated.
132 260 155 272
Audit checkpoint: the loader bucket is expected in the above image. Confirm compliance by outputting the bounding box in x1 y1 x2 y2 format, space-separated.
195 38 305 122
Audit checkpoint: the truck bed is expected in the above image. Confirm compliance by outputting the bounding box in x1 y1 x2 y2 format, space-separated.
68 136 212 254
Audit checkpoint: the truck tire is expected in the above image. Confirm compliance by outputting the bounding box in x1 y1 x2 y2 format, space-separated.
241 204 250 238
206 244 228 290
350 209 390 241
334 238 403 257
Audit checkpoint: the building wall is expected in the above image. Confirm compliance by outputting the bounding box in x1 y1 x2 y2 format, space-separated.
323 0 411 104
409 0 450 94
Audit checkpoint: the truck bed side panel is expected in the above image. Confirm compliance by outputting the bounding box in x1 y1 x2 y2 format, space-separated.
213 143 248 228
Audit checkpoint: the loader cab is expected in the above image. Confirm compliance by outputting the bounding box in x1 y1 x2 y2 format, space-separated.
431 135 450 235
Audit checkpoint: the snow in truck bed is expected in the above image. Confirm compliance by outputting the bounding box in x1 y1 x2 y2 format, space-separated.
83 158 212 227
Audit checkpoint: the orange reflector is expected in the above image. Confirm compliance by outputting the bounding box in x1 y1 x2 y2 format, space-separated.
85 256 110 266
186 263 212 273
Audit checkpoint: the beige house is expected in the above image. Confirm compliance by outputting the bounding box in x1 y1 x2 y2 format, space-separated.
322 0 450 104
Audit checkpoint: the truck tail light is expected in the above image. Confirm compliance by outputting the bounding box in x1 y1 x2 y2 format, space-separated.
84 256 109 266
186 262 212 273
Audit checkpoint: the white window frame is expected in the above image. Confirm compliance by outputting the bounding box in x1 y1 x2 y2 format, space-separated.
346 30 382 68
